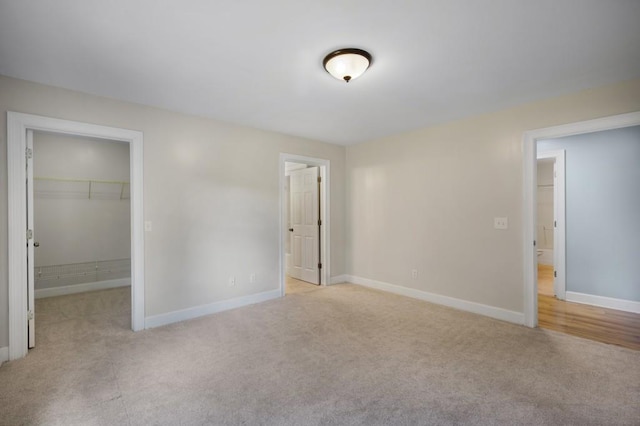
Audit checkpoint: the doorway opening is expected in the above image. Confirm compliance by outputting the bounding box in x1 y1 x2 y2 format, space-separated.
535 150 566 302
30 131 132 349
522 111 640 331
7 112 145 361
279 154 330 296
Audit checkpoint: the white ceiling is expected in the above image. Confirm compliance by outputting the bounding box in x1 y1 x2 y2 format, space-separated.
1 1 639 145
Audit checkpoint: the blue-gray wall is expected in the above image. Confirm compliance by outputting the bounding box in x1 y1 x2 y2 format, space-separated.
538 125 640 302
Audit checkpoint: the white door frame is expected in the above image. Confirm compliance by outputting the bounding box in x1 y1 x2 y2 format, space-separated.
536 150 566 300
279 153 330 295
522 111 640 328
7 112 145 360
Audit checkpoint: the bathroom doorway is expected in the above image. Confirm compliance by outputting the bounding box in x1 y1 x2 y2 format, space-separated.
535 150 566 300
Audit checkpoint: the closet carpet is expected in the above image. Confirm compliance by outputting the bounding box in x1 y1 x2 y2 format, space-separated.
1 284 639 425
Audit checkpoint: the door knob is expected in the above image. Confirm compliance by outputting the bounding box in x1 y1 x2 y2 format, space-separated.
34 241 40 247
289 228 294 232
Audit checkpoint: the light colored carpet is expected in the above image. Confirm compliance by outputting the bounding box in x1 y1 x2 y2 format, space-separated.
1 284 639 425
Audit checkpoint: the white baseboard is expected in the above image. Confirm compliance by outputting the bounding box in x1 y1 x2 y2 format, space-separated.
145 289 281 329
329 275 348 285
35 278 131 299
0 346 8 365
345 275 524 325
566 291 640 314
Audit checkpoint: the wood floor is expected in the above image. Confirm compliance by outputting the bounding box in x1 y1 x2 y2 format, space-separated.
285 275 321 295
537 264 640 351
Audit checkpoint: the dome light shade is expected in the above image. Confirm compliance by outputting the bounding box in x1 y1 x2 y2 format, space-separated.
323 48 372 83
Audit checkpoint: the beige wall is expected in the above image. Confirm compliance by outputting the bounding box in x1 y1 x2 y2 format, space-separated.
346 79 640 313
2 74 640 349
0 75 346 348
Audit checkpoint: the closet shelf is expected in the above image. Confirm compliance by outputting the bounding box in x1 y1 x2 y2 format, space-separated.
34 176 130 200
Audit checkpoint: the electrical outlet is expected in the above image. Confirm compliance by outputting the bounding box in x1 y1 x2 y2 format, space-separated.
250 273 256 283
494 217 508 230
411 269 418 279
229 276 235 286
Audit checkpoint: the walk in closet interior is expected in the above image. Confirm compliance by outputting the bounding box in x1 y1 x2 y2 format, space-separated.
33 132 131 297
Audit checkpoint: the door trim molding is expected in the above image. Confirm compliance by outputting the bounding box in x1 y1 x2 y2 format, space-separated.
522 111 640 328
7 112 145 360
536 150 566 300
279 154 330 295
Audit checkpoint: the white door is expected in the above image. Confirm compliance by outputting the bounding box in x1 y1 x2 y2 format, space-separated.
552 159 568 300
26 130 35 348
289 167 320 285
552 161 558 298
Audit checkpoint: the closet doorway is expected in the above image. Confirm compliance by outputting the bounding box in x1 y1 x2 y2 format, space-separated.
30 131 132 349
8 112 145 361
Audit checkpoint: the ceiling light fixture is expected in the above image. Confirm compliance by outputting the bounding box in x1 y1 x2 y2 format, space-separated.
323 48 372 83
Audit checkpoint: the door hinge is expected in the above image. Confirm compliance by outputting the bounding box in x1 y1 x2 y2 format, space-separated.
318 219 322 226
27 229 33 240
26 148 33 159
533 240 536 247
27 310 34 321
554 271 557 278
318 263 322 269
317 176 321 183
554 220 557 227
